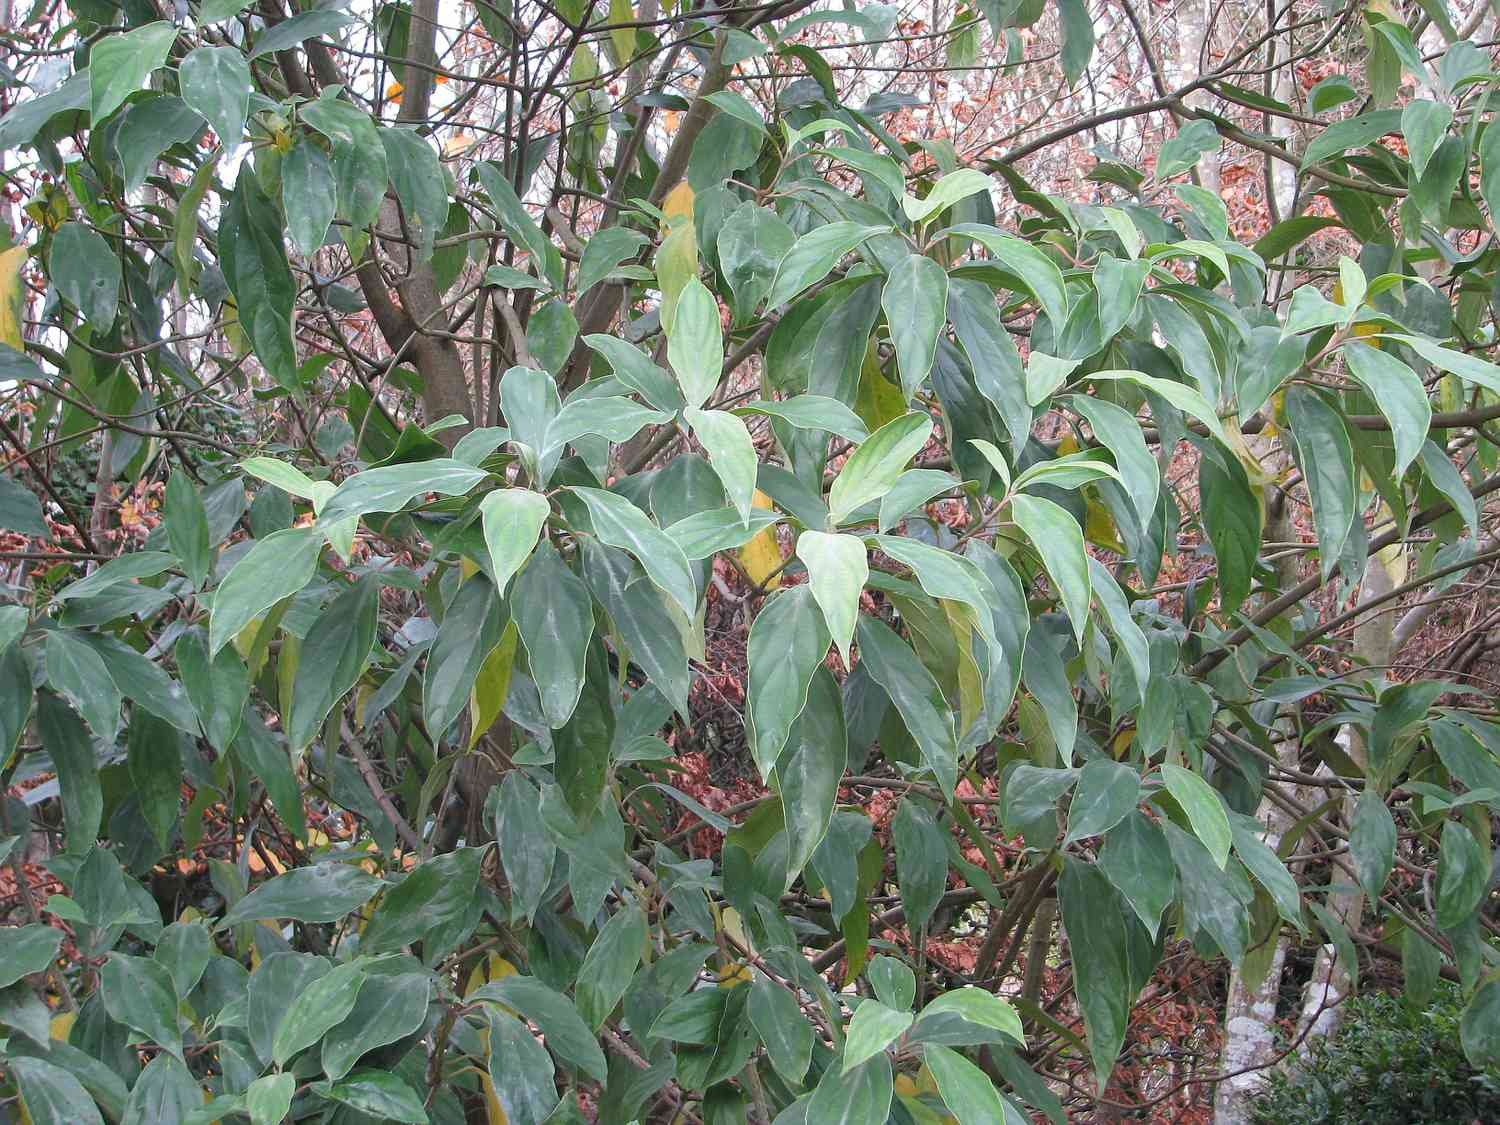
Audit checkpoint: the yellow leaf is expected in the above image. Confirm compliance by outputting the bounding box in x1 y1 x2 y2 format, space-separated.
717 961 753 987
468 619 519 750
1111 726 1135 758
736 490 782 588
465 952 518 998
0 243 28 350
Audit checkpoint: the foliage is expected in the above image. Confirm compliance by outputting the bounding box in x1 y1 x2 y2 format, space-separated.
0 0 1497 1122
1249 985 1500 1125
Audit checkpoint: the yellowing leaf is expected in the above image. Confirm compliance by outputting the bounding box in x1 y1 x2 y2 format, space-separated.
0 244 28 350
736 490 782 588
657 182 698 329
607 0 635 66
853 340 906 432
1083 494 1126 554
467 619 519 749
661 180 695 228
941 599 982 736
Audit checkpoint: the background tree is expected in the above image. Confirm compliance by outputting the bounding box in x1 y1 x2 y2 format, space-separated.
0 0 1498 1122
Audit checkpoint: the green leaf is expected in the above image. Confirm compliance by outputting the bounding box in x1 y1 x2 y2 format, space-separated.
0 475 48 538
1402 98 1452 180
547 396 671 453
380 127 447 260
1156 119 1222 180
946 224 1068 328
288 575 378 749
747 585 831 776
718 202 795 317
1056 0 1095 86
301 91 388 231
45 629 120 742
683 406 757 525
479 488 550 595
856 616 958 799
424 574 503 738
175 627 248 752
916 986 1024 1045
666 507 780 558
828 412 935 525
882 252 949 399
1436 819 1485 929
476 162 563 289
361 847 482 952
479 975 609 1083
667 276 722 408
1284 385 1357 580
244 1073 294 1125
1197 439 1261 615
9 1057 105 1125
1088 370 1229 444
925 1043 1010 1125
1350 790 1397 899
1341 340 1430 478
779 666 847 881
153 920 213 998
1300 108 1403 169
90 22 177 123
843 1000 913 1072
178 46 249 149
37 693 103 851
1064 759 1140 845
1161 763 1232 870
569 487 696 617
1230 822 1302 936
220 166 298 390
319 460 489 525
576 904 647 1030
1009 493 1091 646
734 395 868 442
1391 334 1500 397
127 712 183 846
903 168 992 224
807 1052 893 1123
892 798 948 931
249 10 353 58
322 1071 428 1124
796 530 868 666
101 953 181 1058
1070 395 1158 527
0 924 62 989
164 471 211 588
579 538 690 720
485 1009 558 1125
282 137 336 256
749 975 814 1084
1420 440 1479 536
273 959 365 1066
766 222 887 308
50 222 119 330
495 771 556 924
513 542 594 728
1058 858 1131 1093
208 525 323 655
122 1052 199 1124
1460 975 1500 1070
583 334 684 413
576 226 648 296
948 278 1030 449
